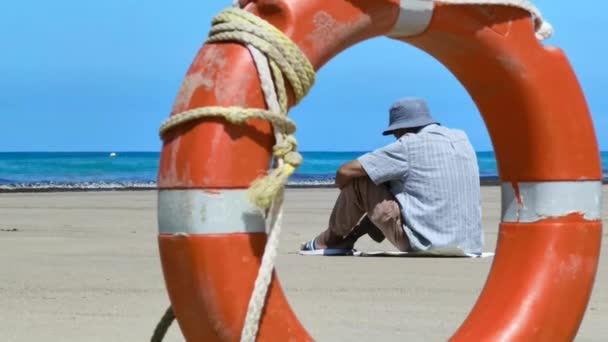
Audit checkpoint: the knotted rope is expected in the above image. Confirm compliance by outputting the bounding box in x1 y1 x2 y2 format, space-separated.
153 5 315 342
159 7 314 209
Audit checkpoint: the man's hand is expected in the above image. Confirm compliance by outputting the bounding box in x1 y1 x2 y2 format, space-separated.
335 160 367 189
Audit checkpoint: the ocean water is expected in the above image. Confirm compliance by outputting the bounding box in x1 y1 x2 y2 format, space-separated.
0 152 606 191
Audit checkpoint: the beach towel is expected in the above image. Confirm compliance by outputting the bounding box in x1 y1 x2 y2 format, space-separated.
354 247 494 258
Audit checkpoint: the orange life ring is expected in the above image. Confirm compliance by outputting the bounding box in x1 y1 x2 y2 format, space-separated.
157 1 603 340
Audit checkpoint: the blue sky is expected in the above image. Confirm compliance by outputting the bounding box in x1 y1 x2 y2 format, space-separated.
0 0 605 152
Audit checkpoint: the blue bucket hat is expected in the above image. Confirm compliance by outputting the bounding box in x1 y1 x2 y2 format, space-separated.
382 97 439 136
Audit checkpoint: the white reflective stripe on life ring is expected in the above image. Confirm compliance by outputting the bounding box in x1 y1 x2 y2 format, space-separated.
387 0 434 38
158 189 266 234
501 181 603 223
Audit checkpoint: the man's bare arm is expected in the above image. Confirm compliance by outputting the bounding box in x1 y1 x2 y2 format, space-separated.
335 160 367 189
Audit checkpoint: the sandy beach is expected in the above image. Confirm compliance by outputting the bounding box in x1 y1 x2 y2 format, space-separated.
0 186 606 341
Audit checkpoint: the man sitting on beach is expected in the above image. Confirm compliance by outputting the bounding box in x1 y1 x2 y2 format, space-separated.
299 97 483 255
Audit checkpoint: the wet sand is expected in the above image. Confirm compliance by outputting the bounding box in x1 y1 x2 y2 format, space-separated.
0 187 606 341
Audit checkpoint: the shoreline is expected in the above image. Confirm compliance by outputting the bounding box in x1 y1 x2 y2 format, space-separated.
2 179 608 193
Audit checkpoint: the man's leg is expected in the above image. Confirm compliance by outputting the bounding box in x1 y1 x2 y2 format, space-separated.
312 177 410 251
355 215 387 243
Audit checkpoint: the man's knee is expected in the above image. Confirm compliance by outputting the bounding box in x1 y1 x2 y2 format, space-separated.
342 176 374 190
338 177 376 200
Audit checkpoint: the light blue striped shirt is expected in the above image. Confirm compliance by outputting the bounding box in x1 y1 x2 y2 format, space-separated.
358 124 483 254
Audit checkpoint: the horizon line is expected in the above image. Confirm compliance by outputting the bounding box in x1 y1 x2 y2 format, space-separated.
2 150 608 154
0 150 504 154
